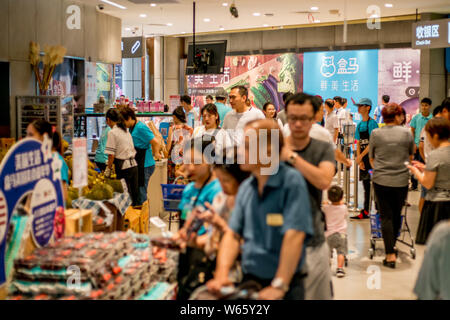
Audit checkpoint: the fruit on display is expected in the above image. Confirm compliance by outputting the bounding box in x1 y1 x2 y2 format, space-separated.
64 156 124 205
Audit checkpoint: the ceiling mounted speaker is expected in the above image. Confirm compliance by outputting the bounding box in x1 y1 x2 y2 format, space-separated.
127 0 180 4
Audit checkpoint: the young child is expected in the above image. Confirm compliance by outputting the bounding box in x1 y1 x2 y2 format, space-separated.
323 185 349 278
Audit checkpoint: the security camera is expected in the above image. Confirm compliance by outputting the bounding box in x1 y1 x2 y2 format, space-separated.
97 4 105 10
230 3 239 18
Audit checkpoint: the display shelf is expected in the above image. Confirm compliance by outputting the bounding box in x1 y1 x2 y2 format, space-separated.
73 112 172 138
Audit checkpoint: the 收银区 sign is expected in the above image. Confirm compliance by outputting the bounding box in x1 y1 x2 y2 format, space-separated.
412 18 450 49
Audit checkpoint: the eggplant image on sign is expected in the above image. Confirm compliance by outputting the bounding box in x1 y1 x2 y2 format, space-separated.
0 137 64 287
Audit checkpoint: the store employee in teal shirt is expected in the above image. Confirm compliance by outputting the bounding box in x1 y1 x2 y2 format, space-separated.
215 92 231 127
94 124 111 172
207 120 313 300
121 107 161 205
410 97 432 190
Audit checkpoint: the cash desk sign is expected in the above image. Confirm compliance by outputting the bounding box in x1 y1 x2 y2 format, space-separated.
412 18 450 49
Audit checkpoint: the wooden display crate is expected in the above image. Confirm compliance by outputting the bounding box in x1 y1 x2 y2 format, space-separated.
64 209 93 236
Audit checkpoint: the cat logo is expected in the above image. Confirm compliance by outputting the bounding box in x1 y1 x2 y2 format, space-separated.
320 56 336 78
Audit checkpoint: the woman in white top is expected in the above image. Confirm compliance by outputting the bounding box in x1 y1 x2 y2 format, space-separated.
262 102 284 129
104 108 139 206
193 104 232 159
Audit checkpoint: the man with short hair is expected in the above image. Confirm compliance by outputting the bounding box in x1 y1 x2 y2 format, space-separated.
441 97 450 121
222 86 265 145
277 92 293 126
281 93 336 300
205 95 214 104
410 97 433 191
352 98 378 220
180 95 199 129
215 91 232 127
207 119 313 300
374 95 390 124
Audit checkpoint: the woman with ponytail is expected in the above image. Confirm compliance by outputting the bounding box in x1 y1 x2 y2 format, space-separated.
104 108 139 206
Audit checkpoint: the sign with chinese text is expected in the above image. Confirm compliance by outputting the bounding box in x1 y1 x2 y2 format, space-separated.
412 18 450 49
72 138 88 188
303 49 379 122
187 53 303 111
378 48 421 126
0 138 64 287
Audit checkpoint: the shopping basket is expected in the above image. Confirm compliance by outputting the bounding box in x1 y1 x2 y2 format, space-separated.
161 179 186 231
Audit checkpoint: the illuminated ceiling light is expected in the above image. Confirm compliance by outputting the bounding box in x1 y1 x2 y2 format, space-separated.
219 27 225 31
101 0 127 10
370 14 379 18
314 19 321 23
263 24 269 27
222 2 228 6
253 12 261 16
384 3 393 8
203 18 211 22
150 3 157 7
139 14 147 18
310 6 319 11
167 23 173 26
181 31 186 34
125 27 131 31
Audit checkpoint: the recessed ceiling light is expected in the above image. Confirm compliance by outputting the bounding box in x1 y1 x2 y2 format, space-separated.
384 3 393 8
203 18 211 22
139 14 147 18
167 23 173 26
222 2 228 6
101 0 127 10
310 6 319 11
181 31 186 34
253 12 261 16
219 27 225 31
150 3 157 7
314 19 321 23
263 24 269 27
125 27 131 31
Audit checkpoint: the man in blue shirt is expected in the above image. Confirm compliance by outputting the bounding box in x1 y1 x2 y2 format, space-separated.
353 98 379 219
374 95 389 124
214 92 231 127
121 107 161 205
207 119 313 300
180 95 199 129
410 97 432 191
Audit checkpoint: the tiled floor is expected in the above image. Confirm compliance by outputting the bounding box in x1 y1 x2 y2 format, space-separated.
332 181 424 300
149 174 426 300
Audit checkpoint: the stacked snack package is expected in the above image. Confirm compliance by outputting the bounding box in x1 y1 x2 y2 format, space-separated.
8 232 178 300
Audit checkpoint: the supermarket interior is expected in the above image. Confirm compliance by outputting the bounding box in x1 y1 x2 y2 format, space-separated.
0 0 450 303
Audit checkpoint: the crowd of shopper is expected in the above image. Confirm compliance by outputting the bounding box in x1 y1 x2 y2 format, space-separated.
166 86 450 301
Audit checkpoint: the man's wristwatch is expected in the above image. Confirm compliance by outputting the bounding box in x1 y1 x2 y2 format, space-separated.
271 278 289 293
287 152 298 165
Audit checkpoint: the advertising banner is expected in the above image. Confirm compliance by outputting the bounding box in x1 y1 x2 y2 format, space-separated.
378 48 421 125
187 53 303 111
303 49 379 123
0 138 64 286
85 61 97 113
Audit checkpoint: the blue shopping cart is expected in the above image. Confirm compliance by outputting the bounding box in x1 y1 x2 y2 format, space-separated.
368 176 416 260
161 181 186 231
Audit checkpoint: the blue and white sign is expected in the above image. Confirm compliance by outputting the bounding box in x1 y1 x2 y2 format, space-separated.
0 138 64 286
303 49 379 122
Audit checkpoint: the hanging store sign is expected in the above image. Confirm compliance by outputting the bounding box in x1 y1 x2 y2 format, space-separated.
122 37 145 58
412 18 450 49
0 138 64 287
